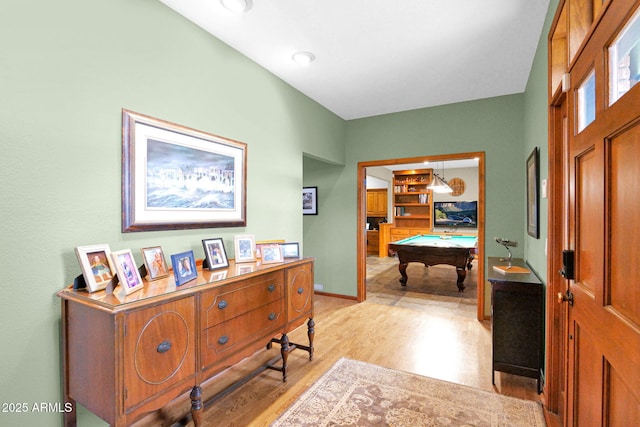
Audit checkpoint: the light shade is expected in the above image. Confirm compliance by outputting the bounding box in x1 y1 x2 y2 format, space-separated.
220 0 252 13
292 51 316 66
428 174 453 193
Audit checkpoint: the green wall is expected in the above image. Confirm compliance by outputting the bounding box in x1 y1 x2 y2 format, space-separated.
1 0 557 425
0 1 343 426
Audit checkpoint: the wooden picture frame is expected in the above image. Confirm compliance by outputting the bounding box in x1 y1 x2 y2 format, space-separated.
202 238 229 270
303 186 318 215
122 109 247 232
110 249 144 295
260 244 284 264
75 244 115 293
526 147 540 239
170 250 198 286
280 242 300 258
234 234 256 263
141 246 169 281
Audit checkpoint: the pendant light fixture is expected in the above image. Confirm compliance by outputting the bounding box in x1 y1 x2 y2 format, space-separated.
428 162 453 193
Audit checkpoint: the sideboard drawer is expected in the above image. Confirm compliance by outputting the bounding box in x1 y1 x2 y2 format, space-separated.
201 299 284 368
123 297 196 409
200 271 284 328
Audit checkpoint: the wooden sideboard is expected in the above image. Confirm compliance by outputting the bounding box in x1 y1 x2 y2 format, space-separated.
57 258 314 426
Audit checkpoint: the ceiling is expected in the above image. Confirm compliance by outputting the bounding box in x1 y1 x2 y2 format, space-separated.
158 0 550 120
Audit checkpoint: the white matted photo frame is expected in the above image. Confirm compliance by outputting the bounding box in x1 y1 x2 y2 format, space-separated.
122 109 247 232
260 244 283 264
171 250 198 286
110 249 144 295
75 244 115 293
280 242 300 258
234 234 256 263
141 246 169 281
303 186 318 215
202 238 229 270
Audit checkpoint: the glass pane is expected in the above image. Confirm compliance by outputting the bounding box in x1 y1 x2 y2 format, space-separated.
577 70 596 132
609 7 640 105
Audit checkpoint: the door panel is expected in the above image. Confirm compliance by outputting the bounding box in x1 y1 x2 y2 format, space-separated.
564 1 640 426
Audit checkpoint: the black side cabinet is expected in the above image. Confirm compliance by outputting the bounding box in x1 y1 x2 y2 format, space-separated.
488 257 544 393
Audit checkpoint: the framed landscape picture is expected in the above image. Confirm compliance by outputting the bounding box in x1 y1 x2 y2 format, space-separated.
75 244 115 293
280 242 300 258
122 109 247 232
202 237 229 270
303 186 318 215
170 250 198 286
110 249 144 295
141 246 169 281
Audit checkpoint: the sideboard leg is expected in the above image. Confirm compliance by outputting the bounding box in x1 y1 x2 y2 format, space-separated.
280 333 290 382
190 385 203 427
306 317 315 361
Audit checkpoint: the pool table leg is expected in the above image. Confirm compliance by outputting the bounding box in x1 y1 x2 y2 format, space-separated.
398 262 408 286
455 268 467 292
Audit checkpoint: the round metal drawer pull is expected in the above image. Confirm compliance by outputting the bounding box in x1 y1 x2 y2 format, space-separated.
268 284 275 292
157 340 172 353
218 336 229 345
218 300 228 310
297 287 304 294
268 312 276 321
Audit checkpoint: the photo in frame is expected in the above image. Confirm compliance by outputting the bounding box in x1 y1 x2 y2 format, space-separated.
122 109 247 232
256 240 285 258
303 186 318 215
526 147 540 239
141 246 169 281
170 250 198 286
110 249 144 295
260 244 283 264
202 238 229 270
75 244 115 293
234 234 256 263
280 242 300 258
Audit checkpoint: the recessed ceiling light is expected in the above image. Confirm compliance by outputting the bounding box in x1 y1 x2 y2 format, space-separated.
292 51 315 66
220 0 252 13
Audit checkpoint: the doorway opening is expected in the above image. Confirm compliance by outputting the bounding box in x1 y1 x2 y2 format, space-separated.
356 152 486 322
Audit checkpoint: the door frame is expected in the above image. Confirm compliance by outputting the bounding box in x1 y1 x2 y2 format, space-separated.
356 151 486 321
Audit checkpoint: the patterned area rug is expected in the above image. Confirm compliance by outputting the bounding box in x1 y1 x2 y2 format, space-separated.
271 358 545 427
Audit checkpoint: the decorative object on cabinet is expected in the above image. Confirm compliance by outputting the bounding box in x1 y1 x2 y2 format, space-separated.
121 109 247 233
171 250 197 286
495 237 518 263
260 244 284 264
393 169 434 229
448 177 466 196
141 246 169 280
526 147 539 238
302 186 318 215
202 238 229 270
234 234 256 262
57 258 315 427
110 249 144 295
280 242 300 258
75 244 115 292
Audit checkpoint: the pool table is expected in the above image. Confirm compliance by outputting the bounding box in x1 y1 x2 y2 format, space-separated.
388 234 478 291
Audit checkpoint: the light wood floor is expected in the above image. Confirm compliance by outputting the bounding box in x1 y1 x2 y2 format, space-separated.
139 257 539 427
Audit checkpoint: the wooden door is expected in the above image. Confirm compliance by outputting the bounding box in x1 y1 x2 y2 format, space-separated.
563 2 640 425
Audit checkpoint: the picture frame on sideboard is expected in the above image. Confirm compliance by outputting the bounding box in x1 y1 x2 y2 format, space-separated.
110 249 144 295
170 250 198 286
75 244 115 293
141 246 169 281
234 234 256 263
202 238 229 270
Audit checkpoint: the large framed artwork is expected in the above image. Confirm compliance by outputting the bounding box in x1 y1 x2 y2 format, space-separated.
122 109 247 232
526 147 539 239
